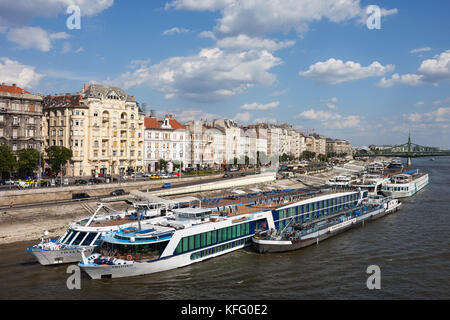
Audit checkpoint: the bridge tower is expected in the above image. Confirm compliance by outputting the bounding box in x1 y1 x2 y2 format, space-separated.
407 134 412 166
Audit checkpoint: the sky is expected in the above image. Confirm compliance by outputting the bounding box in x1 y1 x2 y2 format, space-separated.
0 0 449 148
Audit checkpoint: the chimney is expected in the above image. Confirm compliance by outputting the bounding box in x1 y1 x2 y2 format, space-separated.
150 109 156 117
12 83 16 88
83 84 88 91
169 114 173 119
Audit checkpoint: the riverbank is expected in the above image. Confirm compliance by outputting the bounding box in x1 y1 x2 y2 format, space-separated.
0 176 305 245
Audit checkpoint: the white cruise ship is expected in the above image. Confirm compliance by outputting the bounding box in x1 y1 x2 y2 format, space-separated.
381 169 429 199
26 200 176 265
79 188 369 279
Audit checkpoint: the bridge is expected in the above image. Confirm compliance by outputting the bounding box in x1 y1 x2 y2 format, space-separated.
354 135 450 163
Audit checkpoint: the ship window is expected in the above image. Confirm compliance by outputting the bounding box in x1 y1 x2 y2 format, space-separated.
212 230 217 244
59 231 70 243
188 236 195 251
227 227 232 240
201 232 206 246
206 232 211 246
81 232 97 246
218 229 223 242
63 231 77 244
72 232 87 246
182 237 188 252
195 234 200 249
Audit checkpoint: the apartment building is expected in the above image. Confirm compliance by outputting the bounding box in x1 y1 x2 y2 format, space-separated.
43 84 145 177
0 83 44 152
144 112 186 172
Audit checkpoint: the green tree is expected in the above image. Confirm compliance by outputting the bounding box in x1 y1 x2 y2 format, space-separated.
45 146 73 174
318 154 329 162
301 151 316 160
158 159 167 171
0 145 16 179
17 148 42 178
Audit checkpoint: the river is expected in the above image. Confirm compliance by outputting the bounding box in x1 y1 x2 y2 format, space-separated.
1 157 449 300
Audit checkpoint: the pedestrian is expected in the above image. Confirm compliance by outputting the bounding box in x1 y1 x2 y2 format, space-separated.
9 202 14 210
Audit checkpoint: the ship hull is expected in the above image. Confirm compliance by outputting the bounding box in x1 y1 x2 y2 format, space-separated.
252 204 400 254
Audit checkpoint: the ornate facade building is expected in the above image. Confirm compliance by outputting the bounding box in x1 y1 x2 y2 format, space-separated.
0 83 44 152
43 84 145 177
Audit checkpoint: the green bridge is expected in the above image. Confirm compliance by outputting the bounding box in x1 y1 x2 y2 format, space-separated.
355 135 450 159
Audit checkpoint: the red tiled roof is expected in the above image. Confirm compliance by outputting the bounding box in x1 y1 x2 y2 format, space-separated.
144 117 185 130
0 83 30 95
169 119 185 130
144 117 161 129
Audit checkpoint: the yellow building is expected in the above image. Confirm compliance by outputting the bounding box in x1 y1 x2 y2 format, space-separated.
43 84 144 177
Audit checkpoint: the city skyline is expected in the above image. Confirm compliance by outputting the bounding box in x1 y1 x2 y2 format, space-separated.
1 1 449 148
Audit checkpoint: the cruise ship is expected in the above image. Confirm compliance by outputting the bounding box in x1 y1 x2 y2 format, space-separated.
252 195 401 253
79 188 369 279
350 174 388 196
326 175 356 187
381 169 429 198
26 199 181 265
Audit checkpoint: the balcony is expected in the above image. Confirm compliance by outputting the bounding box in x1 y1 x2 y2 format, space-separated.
102 117 109 122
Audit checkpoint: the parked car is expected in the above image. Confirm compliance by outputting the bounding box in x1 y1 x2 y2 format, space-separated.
161 183 172 188
88 178 102 185
150 175 161 179
159 173 170 179
3 179 15 185
110 189 125 196
74 179 88 185
240 173 246 177
72 193 90 199
222 173 231 178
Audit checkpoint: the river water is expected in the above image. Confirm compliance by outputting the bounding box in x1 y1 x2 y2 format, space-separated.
1 157 449 300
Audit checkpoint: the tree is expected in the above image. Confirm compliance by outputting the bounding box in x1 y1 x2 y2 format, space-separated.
158 159 167 171
45 146 73 174
301 151 316 160
17 148 42 178
318 154 329 162
0 145 16 179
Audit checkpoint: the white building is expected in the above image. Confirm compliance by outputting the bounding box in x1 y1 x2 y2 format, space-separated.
144 112 186 172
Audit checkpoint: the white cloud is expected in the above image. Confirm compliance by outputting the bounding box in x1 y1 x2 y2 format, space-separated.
415 101 425 107
216 34 295 51
0 57 44 88
410 47 432 54
300 58 395 85
407 107 450 126
167 0 397 37
111 47 282 102
171 108 221 122
75 47 84 53
162 27 190 36
253 117 277 124
298 108 361 129
233 111 252 123
379 50 450 87
378 73 424 88
0 0 114 26
5 26 70 52
418 50 450 83
240 101 279 110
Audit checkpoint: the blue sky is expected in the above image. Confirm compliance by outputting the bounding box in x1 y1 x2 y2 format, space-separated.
1 0 449 148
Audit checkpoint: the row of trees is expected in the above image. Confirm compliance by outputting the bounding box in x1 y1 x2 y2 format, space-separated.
0 145 72 179
279 151 328 162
